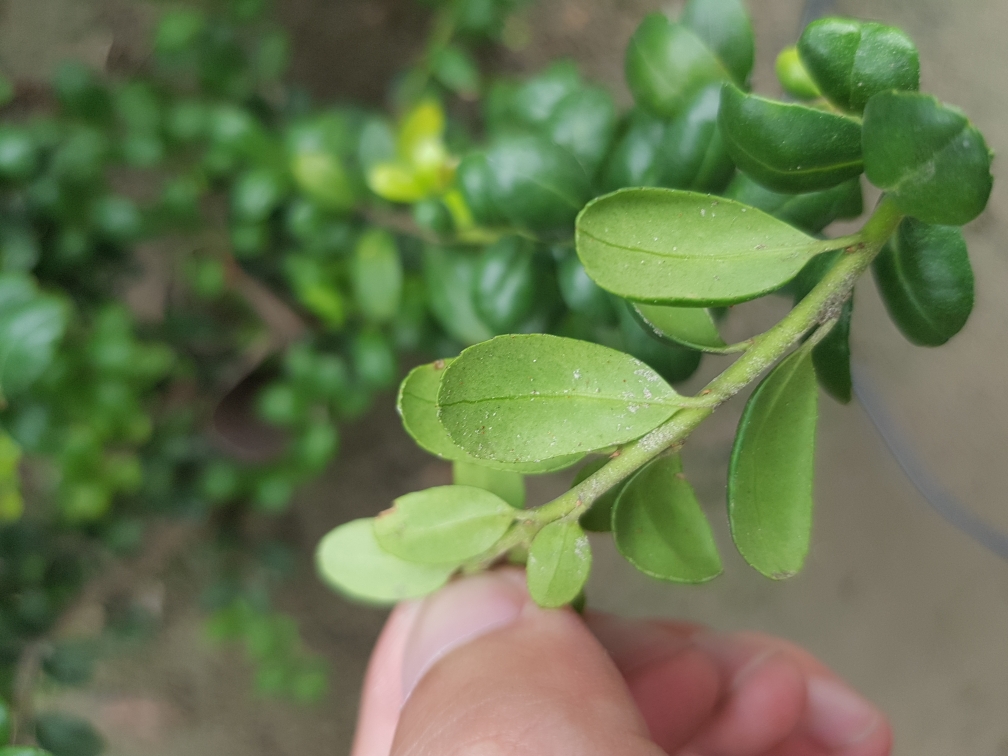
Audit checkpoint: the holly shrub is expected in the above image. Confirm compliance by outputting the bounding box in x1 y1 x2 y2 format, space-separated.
0 0 993 751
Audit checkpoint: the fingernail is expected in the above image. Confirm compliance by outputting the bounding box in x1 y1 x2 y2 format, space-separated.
730 649 781 691
400 570 527 702
806 676 881 748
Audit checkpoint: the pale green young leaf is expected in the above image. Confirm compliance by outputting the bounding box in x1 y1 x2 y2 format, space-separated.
728 347 819 578
374 485 516 564
438 335 684 464
633 303 729 353
527 519 591 608
396 361 583 474
612 454 722 583
453 461 525 509
316 519 454 606
576 188 836 306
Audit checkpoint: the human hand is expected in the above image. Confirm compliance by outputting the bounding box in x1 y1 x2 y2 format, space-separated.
351 570 892 756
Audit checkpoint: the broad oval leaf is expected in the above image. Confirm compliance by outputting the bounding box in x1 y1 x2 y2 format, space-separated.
438 334 683 463
719 83 864 193
316 518 454 605
397 360 583 474
546 86 618 177
0 275 68 399
600 110 668 192
527 519 592 608
659 84 735 193
798 18 919 114
374 485 516 564
453 461 525 509
474 236 537 334
680 0 755 87
35 712 104 756
775 46 820 100
576 188 836 305
871 218 973 346
571 458 628 533
633 303 728 353
723 173 863 234
456 152 507 226
618 304 703 384
862 91 993 226
351 229 403 323
613 454 722 583
728 347 819 579
812 296 853 403
509 60 582 127
422 245 494 345
484 135 591 231
625 14 728 119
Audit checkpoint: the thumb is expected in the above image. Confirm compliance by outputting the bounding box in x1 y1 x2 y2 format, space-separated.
388 570 663 756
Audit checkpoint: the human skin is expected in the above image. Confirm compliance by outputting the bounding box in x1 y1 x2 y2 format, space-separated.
351 569 892 756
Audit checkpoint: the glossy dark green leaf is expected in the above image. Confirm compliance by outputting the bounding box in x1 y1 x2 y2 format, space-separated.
723 174 863 234
527 519 591 608
546 87 618 177
452 461 525 509
600 110 668 192
0 275 67 399
0 747 50 756
474 237 536 333
438 334 685 463
374 485 516 564
775 47 820 100
613 454 722 582
0 126 39 180
812 296 853 403
352 229 403 323
510 61 582 126
231 168 286 223
728 347 818 579
633 303 728 353
286 114 360 212
798 18 919 113
423 245 494 345
456 152 507 226
35 712 104 756
659 84 734 193
576 188 840 305
680 0 754 87
396 360 584 474
484 135 591 231
625 14 729 118
432 45 480 98
618 304 703 384
786 250 841 304
872 218 973 346
0 696 9 744
42 641 95 686
862 92 992 226
557 254 616 324
570 458 627 533
719 83 864 193
316 518 454 605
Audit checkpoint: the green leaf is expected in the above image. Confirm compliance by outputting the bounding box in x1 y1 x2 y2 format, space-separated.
35 712 104 756
600 110 668 192
659 84 735 193
798 18 919 114
526 519 591 608
352 229 403 323
397 360 584 473
775 46 820 100
728 347 819 579
0 747 51 756
0 275 67 399
680 0 755 87
723 174 863 234
374 485 516 564
456 152 507 226
557 254 617 324
862 91 992 226
0 690 9 744
510 61 582 127
423 246 494 345
474 236 537 334
633 303 729 353
453 461 525 509
438 334 685 463
812 296 853 403
719 83 864 193
618 304 703 384
871 218 973 346
576 188 836 305
571 458 628 532
432 45 480 98
484 135 591 231
316 519 453 606
546 87 618 177
625 14 729 119
613 454 722 582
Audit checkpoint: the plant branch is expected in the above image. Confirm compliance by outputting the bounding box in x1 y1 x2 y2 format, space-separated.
527 195 904 527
